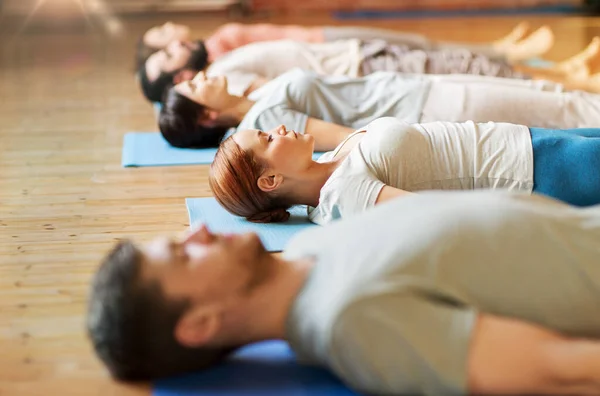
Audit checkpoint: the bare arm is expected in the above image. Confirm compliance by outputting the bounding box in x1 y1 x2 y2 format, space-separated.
209 23 323 59
243 77 269 96
304 117 354 152
468 313 600 395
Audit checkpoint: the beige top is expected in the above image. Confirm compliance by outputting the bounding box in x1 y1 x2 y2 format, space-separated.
206 39 362 97
286 190 600 396
308 117 534 225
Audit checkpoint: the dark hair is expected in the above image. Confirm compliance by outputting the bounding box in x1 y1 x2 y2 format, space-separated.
86 240 234 381
138 41 209 103
135 38 156 74
158 87 230 148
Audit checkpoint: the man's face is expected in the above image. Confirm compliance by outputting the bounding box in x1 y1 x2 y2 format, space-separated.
145 40 197 82
143 22 191 49
140 225 269 304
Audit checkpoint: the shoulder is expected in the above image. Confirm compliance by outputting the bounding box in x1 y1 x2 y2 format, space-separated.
279 68 321 90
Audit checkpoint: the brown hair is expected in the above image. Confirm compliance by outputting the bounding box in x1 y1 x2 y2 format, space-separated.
87 240 235 380
209 136 291 223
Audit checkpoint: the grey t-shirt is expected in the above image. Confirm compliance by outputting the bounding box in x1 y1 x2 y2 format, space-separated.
236 68 431 134
284 190 600 395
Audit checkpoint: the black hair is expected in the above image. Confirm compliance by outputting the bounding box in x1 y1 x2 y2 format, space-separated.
138 41 209 103
158 87 230 148
86 240 235 381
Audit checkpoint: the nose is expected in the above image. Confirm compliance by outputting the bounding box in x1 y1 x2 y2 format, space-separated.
277 125 287 136
183 224 214 245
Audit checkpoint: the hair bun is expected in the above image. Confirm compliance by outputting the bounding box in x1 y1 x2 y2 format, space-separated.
247 208 290 223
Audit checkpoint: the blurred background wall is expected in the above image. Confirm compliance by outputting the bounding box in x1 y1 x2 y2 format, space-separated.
0 0 589 19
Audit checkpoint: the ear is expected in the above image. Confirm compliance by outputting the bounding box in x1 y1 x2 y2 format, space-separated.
197 110 226 127
174 306 221 348
205 110 220 121
257 173 284 193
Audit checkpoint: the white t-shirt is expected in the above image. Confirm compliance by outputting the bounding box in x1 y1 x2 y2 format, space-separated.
237 69 430 134
284 190 600 395
308 117 534 225
206 39 362 97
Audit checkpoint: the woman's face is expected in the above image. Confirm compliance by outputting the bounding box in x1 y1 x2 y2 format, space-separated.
144 22 191 49
233 125 315 176
145 40 196 81
174 71 233 112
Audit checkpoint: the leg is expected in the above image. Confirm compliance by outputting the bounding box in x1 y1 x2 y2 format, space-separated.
420 78 600 129
360 43 523 78
323 25 531 59
530 127 600 207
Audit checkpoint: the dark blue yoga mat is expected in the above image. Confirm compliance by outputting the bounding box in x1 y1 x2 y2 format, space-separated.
333 4 584 20
153 340 360 396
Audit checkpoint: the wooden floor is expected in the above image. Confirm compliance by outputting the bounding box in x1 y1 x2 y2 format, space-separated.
2 9 600 396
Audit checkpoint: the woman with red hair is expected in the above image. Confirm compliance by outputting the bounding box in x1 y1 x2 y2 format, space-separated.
209 117 600 224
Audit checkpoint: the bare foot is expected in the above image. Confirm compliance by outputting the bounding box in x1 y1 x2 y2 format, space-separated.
492 22 531 52
504 26 554 62
554 37 600 74
564 71 600 94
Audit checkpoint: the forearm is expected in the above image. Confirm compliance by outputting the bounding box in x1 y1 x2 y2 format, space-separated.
434 73 565 92
468 313 600 395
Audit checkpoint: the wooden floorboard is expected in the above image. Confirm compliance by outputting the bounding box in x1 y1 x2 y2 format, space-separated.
2 10 600 396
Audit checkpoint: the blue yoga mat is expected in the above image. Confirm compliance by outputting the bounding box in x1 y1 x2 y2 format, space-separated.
122 132 324 167
122 132 219 167
153 340 359 396
186 197 317 252
523 58 556 68
333 4 584 20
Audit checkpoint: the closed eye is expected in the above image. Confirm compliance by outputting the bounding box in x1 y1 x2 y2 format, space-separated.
187 80 196 92
257 130 272 144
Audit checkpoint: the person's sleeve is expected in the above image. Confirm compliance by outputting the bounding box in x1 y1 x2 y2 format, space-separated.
336 172 385 217
328 294 477 396
253 106 309 134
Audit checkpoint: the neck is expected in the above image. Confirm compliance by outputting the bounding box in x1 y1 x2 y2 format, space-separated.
286 160 342 207
225 254 315 343
221 96 255 123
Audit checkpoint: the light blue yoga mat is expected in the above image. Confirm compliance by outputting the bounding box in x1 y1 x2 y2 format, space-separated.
122 132 219 167
122 132 324 167
523 58 556 68
186 197 317 252
153 340 359 396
